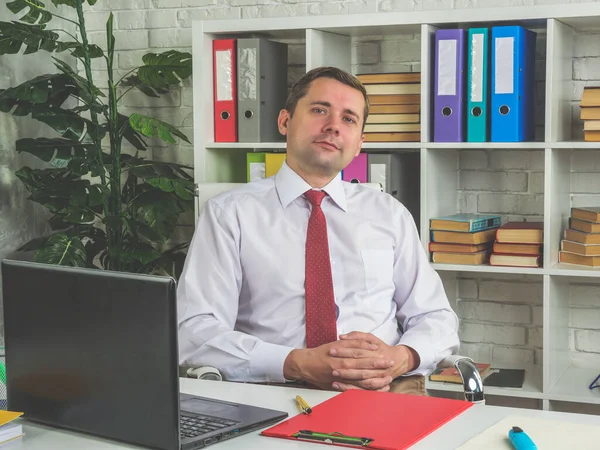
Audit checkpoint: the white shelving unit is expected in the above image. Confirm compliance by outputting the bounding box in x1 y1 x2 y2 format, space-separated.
192 4 600 412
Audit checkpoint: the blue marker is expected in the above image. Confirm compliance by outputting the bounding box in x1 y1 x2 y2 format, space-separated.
508 426 537 450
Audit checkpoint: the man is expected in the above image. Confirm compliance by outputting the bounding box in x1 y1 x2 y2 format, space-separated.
177 66 459 395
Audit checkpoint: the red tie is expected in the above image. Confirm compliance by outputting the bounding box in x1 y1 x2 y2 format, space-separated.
304 190 338 348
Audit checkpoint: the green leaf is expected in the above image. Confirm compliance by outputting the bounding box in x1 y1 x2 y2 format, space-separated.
51 0 99 6
15 166 101 223
70 43 104 58
137 243 189 277
130 189 187 242
35 233 87 267
52 58 105 103
121 75 169 98
145 177 194 200
121 155 194 200
0 73 105 117
117 114 147 150
32 107 106 143
7 0 52 25
16 137 96 168
106 12 115 69
128 113 191 144
137 50 192 89
0 21 77 55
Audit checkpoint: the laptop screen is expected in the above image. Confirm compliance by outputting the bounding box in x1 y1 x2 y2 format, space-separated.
1 260 181 450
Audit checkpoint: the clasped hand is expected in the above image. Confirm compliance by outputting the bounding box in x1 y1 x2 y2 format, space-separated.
284 332 418 392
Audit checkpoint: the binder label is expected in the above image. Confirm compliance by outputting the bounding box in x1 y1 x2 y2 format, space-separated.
215 50 234 101
495 37 514 94
249 162 265 181
438 39 457 96
370 163 386 188
470 33 484 102
238 47 257 101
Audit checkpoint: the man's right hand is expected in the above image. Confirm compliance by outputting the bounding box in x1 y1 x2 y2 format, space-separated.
283 339 395 391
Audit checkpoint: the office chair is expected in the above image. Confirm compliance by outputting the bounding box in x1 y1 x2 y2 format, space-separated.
189 183 485 404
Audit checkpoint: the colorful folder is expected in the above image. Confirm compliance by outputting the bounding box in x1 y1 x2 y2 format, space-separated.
212 39 237 142
433 28 466 142
261 389 473 450
342 153 368 183
490 25 536 142
467 28 490 142
265 153 286 178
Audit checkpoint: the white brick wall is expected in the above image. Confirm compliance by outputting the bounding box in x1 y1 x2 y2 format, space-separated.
456 275 543 366
76 0 600 370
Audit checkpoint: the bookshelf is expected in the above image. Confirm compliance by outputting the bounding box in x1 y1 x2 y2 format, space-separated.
192 4 600 413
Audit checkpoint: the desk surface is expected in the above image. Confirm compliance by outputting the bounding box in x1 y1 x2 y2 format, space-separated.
6 378 600 449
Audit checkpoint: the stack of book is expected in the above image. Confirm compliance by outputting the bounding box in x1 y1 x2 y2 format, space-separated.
356 72 421 143
489 222 544 267
580 87 600 142
0 410 24 446
429 213 501 265
559 207 600 267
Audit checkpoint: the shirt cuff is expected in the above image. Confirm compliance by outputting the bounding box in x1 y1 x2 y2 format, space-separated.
397 333 434 376
249 341 295 383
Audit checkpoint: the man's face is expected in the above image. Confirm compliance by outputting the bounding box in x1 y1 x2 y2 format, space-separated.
277 77 365 179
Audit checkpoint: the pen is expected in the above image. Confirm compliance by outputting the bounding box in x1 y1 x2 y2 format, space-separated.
295 395 312 414
508 426 537 450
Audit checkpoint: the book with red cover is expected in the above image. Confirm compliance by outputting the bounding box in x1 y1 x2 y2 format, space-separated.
495 221 544 244
261 389 473 449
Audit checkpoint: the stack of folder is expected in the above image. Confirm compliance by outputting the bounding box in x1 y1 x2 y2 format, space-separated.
580 87 600 142
213 38 288 143
356 72 421 142
433 25 536 143
429 213 500 265
559 207 600 267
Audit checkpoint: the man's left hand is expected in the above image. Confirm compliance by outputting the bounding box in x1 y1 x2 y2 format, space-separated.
331 332 420 391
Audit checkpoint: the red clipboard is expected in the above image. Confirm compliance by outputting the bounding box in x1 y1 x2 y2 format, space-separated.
261 389 473 450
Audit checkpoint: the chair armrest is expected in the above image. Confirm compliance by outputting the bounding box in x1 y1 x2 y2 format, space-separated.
185 366 223 381
437 355 485 404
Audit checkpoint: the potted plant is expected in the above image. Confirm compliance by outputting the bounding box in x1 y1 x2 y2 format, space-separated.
0 0 194 278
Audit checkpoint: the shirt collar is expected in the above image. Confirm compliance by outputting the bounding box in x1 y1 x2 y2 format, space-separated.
275 160 347 212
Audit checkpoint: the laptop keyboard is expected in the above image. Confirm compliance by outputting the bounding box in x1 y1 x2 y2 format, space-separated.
180 414 239 439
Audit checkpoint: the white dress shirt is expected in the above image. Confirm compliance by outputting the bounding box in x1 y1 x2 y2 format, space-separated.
177 161 459 383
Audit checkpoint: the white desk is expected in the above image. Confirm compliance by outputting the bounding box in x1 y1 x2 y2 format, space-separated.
6 378 600 449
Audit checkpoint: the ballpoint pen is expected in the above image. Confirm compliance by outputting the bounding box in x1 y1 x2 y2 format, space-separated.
508 426 537 450
295 395 312 414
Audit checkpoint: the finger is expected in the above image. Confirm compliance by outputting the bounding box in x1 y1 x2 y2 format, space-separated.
335 356 395 371
332 382 362 392
339 331 381 344
352 376 394 390
329 347 382 359
329 340 378 356
333 376 392 391
333 368 391 381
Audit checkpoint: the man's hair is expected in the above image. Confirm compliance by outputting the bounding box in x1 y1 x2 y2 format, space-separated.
284 66 370 131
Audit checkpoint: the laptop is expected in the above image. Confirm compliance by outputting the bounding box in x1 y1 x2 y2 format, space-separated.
0 259 288 450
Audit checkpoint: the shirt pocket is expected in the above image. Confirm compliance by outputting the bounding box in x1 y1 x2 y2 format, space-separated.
360 249 394 293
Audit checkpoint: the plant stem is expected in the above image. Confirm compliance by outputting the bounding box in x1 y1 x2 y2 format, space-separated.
74 2 112 268
106 14 123 272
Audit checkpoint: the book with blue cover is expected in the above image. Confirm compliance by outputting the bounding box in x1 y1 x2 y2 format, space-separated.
430 213 501 232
